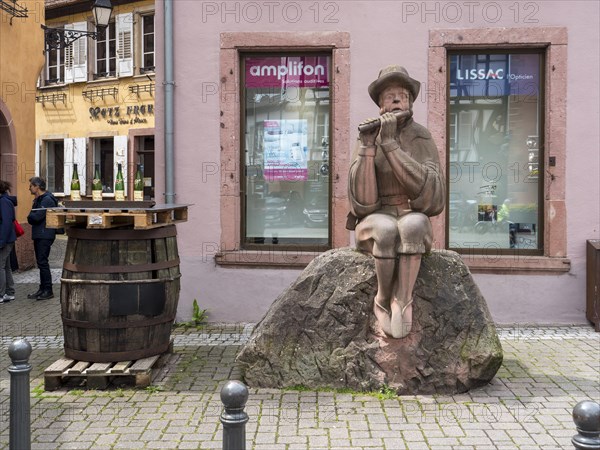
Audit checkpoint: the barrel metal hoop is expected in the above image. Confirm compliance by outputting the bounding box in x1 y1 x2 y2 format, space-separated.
63 258 180 273
60 275 181 284
61 314 175 329
64 342 172 363
67 225 177 240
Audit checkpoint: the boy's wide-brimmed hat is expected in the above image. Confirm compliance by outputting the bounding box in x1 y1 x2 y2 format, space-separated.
368 65 421 105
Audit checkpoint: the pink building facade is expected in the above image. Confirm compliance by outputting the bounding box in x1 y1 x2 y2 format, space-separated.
154 1 599 325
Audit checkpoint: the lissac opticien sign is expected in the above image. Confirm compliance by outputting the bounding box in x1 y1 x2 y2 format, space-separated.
456 68 534 81
450 53 540 97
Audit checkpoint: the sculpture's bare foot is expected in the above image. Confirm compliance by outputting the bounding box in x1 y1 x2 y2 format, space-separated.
373 297 392 337
390 298 413 339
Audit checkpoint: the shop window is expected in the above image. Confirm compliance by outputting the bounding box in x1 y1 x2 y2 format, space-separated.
217 32 350 267
41 140 65 193
135 135 155 200
140 14 155 74
242 54 331 249
428 28 569 272
447 51 544 254
38 138 85 197
92 138 115 193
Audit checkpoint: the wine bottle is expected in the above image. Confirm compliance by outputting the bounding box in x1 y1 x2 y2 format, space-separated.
133 164 144 201
92 164 103 201
115 163 125 201
70 164 81 201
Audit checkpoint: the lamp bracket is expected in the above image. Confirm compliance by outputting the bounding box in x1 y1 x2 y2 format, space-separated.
42 25 102 51
0 0 28 22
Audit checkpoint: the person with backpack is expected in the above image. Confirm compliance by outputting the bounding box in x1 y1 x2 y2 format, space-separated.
0 180 17 304
27 177 59 301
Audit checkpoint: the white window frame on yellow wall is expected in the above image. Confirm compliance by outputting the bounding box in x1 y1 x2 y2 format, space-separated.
94 21 116 79
140 12 154 73
45 40 66 85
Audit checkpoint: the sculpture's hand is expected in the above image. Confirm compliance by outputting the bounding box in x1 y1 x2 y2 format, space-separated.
378 112 398 145
358 118 379 147
396 110 412 129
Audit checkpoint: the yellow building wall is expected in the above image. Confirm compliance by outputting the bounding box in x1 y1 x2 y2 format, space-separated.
36 77 156 137
0 0 45 219
35 0 155 197
1 0 45 269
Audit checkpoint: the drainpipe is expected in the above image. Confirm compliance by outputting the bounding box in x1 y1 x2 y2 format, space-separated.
164 0 175 204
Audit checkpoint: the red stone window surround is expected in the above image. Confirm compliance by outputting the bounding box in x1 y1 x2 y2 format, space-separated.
428 27 570 274
216 32 351 268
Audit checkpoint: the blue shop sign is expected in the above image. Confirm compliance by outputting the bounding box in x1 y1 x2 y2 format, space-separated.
450 53 540 98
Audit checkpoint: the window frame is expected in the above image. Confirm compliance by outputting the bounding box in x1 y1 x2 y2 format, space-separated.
41 140 65 193
428 27 569 273
446 48 546 257
140 13 155 74
94 21 117 79
239 51 333 253
216 32 350 267
91 137 116 195
45 42 66 85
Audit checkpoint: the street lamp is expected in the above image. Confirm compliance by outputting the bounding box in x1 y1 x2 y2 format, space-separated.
42 0 113 51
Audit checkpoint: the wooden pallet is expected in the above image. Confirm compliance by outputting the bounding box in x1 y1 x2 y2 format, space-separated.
44 352 169 391
46 203 188 230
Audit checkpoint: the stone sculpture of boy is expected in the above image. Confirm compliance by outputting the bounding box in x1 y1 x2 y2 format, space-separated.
348 65 445 339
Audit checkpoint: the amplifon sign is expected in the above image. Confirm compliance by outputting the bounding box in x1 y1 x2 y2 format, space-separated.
245 56 330 88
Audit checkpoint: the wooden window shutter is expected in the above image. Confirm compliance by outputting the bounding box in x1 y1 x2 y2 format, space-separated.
116 13 134 77
72 22 88 83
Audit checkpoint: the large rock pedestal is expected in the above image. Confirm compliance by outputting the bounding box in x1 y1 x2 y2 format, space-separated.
237 248 503 395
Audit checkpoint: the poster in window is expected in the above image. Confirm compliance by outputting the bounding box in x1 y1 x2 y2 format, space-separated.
263 119 308 181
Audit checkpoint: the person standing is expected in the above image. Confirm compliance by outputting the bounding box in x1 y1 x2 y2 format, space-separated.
27 177 58 300
0 180 17 304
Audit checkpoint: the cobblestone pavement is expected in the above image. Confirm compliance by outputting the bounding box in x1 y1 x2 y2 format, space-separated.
0 270 599 449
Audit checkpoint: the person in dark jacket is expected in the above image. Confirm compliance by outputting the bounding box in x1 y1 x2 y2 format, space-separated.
27 177 58 300
0 180 17 304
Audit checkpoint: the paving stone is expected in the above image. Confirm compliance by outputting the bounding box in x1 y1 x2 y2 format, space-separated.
308 434 330 447
402 429 426 441
329 438 353 447
349 437 384 447
427 437 460 447
113 441 146 449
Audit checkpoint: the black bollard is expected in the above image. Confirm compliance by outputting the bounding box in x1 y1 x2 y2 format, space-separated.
572 400 600 449
8 339 32 450
220 380 249 450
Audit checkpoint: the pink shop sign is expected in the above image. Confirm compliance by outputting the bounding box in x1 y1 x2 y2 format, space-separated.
245 56 330 88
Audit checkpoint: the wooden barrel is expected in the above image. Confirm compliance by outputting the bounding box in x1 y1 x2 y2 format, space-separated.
60 225 181 363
